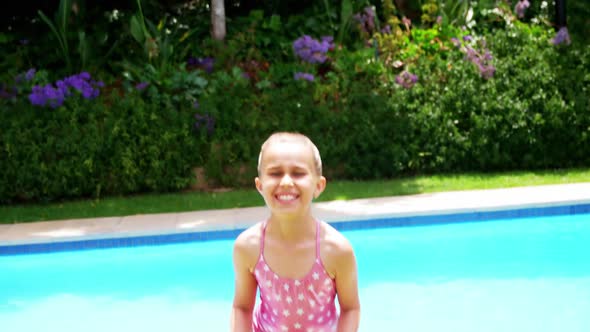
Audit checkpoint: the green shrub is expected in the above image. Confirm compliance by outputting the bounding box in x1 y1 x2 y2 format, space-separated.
0 76 200 203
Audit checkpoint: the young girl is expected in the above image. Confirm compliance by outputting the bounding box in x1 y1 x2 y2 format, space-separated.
231 132 360 332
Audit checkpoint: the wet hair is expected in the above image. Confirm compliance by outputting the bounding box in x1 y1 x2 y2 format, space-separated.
257 132 322 176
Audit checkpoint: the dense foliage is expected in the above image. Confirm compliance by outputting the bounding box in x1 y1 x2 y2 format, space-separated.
1 0 589 203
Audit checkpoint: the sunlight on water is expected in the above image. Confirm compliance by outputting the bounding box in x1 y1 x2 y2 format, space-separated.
361 278 590 332
1 293 231 332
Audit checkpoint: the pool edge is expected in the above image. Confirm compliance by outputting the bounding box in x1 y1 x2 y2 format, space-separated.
1 201 589 256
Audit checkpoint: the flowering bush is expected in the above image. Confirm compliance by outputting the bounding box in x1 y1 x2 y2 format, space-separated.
0 68 201 203
395 71 418 89
452 36 496 79
292 35 334 64
28 72 104 108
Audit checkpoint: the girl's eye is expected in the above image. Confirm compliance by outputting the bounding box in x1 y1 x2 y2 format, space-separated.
266 170 306 177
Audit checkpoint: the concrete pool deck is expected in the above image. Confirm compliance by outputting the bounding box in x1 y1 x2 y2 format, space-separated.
1 182 589 246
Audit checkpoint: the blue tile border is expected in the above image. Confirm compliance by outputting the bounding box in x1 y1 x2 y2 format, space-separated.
1 203 590 256
330 203 590 231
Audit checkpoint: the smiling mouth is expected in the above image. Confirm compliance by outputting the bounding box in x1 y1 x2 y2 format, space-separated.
275 194 298 202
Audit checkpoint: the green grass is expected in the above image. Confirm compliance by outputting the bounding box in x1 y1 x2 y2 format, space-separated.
1 168 589 224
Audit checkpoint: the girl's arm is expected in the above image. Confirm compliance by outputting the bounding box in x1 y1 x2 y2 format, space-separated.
230 233 258 332
334 240 361 332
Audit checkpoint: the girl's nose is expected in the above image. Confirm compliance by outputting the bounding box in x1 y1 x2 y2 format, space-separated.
280 174 294 186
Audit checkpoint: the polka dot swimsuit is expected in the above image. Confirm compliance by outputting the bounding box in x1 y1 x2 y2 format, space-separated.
252 221 338 332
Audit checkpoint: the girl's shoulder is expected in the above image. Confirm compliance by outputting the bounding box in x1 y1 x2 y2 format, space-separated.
235 221 263 240
233 222 263 271
319 220 354 252
319 221 356 277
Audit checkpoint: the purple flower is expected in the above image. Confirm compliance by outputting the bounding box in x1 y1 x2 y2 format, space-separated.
462 42 495 79
193 100 199 109
27 72 102 107
364 6 375 24
63 72 101 99
321 36 334 49
552 27 571 46
395 71 418 89
78 72 91 80
29 84 65 108
28 86 47 106
478 64 496 80
463 35 473 42
514 0 530 19
25 68 36 81
293 35 334 64
188 57 215 73
55 80 70 97
402 17 412 29
451 37 461 48
465 46 479 63
135 82 149 91
294 72 315 82
353 6 376 35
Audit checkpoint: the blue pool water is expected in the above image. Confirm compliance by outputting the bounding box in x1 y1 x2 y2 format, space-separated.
1 213 590 331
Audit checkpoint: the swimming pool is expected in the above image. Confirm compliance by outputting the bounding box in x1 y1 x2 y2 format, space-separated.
1 210 590 331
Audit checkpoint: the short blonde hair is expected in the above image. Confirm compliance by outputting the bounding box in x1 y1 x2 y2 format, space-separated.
257 132 322 176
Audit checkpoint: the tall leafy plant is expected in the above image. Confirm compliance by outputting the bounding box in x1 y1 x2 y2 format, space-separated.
37 0 75 72
442 0 472 26
337 0 354 45
130 0 153 60
129 0 178 73
318 0 360 46
37 0 119 74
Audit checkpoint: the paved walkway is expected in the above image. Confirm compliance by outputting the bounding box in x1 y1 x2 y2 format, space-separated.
1 182 589 246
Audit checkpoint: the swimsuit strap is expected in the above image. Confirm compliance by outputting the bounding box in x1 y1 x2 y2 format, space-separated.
315 219 321 260
259 221 267 256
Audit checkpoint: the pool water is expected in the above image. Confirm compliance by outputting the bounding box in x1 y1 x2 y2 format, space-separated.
1 213 590 331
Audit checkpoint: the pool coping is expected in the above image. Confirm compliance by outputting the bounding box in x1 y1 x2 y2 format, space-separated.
1 182 589 255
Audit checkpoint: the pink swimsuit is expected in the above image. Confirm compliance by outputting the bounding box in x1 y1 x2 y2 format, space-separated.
252 220 338 332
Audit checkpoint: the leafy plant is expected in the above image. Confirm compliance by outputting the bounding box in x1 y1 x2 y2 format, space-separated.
35 0 122 76
436 0 473 27
129 0 176 70
37 0 74 71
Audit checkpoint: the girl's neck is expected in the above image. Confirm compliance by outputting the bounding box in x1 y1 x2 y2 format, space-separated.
267 212 316 243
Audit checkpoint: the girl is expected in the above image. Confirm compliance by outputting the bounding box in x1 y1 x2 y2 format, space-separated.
231 132 360 332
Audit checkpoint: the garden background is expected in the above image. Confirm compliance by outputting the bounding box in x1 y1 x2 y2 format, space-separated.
1 0 589 205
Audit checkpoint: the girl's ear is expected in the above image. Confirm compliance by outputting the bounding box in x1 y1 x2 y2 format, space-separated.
255 177 263 194
313 176 327 199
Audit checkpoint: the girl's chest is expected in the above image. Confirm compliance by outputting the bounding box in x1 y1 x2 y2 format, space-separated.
262 243 317 280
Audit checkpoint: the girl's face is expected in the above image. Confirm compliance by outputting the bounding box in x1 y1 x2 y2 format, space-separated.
255 141 325 218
